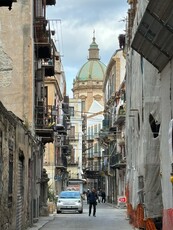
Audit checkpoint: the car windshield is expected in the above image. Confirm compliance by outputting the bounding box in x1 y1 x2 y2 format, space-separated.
59 191 80 199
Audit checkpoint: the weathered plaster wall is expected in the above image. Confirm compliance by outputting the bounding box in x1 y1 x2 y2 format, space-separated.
0 0 33 127
160 60 173 210
126 44 163 217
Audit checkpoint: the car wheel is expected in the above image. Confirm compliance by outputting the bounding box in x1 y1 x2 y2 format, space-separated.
78 210 83 214
57 210 61 214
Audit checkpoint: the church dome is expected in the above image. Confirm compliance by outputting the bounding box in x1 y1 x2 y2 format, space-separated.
75 34 106 81
77 60 106 81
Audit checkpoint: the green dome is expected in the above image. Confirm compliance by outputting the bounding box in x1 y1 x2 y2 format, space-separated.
75 34 106 81
77 60 106 81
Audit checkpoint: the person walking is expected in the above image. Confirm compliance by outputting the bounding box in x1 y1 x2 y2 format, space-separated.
98 189 102 203
86 189 90 204
88 188 98 217
101 191 106 203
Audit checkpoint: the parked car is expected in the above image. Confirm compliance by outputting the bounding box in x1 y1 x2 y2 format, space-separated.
57 190 83 214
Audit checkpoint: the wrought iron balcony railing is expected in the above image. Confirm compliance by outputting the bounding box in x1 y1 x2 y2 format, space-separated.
35 103 57 129
0 0 16 10
46 0 56 5
110 153 126 169
42 58 55 76
34 18 51 58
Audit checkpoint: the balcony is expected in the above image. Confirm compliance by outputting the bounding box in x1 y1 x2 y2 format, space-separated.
55 153 67 170
131 0 173 72
107 93 116 107
46 0 56 5
35 103 55 144
42 58 55 76
62 144 73 156
114 106 126 126
93 152 101 158
99 129 115 146
87 134 94 142
62 96 69 114
55 164 66 172
110 153 126 169
35 128 53 144
85 168 101 179
0 0 16 10
87 155 94 160
34 17 51 59
53 124 67 135
99 134 109 148
102 118 110 130
69 133 79 141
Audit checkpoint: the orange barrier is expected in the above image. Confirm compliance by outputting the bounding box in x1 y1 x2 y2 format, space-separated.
163 208 173 230
145 218 157 230
126 203 157 230
125 185 150 229
125 185 130 203
136 204 145 228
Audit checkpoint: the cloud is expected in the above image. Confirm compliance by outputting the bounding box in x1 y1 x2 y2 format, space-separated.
47 0 128 96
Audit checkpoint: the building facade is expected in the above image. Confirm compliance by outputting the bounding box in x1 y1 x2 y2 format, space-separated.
0 0 69 229
43 49 67 196
0 102 42 229
72 35 106 191
101 48 126 203
67 98 84 193
125 0 173 229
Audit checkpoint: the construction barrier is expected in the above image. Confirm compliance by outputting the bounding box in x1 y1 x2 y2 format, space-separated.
127 203 158 230
163 208 173 230
136 204 145 229
145 218 157 230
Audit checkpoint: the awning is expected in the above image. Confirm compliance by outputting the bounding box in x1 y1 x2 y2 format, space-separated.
131 0 173 72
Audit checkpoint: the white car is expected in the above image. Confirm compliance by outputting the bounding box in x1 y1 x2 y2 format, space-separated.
57 191 83 214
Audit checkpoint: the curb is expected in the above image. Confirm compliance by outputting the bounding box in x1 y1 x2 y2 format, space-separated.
28 214 55 230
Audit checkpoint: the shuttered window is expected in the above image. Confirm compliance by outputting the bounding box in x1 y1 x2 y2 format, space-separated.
8 140 13 206
69 126 75 139
69 106 74 117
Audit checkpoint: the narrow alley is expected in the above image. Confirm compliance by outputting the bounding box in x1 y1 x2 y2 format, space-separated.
29 202 133 230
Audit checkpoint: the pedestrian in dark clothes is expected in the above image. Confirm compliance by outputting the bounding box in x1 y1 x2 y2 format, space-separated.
88 188 98 217
101 191 106 203
86 189 90 204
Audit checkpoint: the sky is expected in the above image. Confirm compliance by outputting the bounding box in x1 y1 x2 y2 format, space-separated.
47 0 128 97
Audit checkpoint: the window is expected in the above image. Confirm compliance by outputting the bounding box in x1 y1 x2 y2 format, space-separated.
149 113 160 138
69 106 74 116
94 162 98 171
94 125 97 136
69 126 75 139
8 140 13 206
91 126 93 139
81 101 85 113
98 143 101 157
88 127 91 139
94 143 97 154
71 148 75 164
